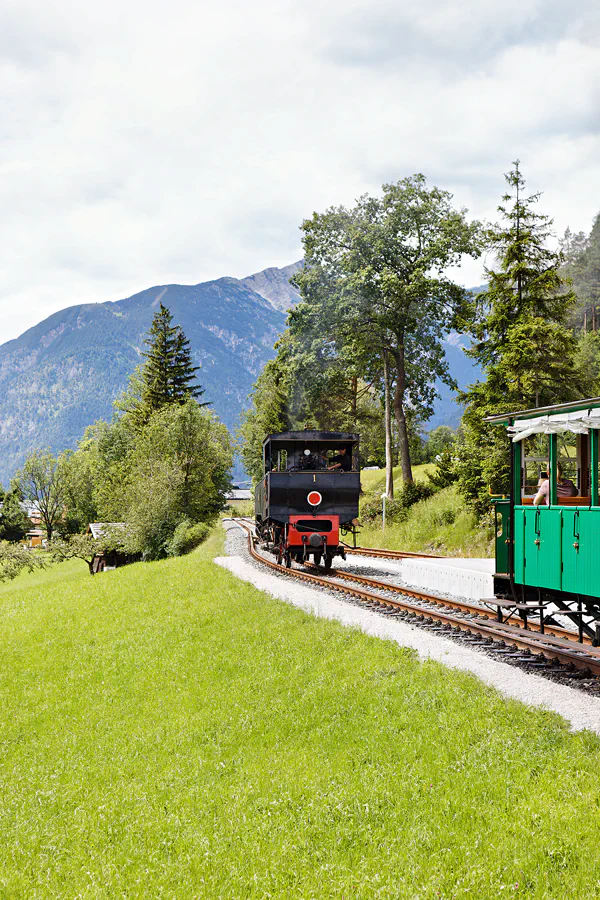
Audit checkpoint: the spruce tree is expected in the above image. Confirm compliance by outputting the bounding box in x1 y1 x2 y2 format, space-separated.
171 326 206 404
141 304 180 409
118 304 206 428
458 161 581 515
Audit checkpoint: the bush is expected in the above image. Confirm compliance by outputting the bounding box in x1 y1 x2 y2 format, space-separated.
166 520 210 557
397 480 434 507
427 444 458 490
435 508 456 526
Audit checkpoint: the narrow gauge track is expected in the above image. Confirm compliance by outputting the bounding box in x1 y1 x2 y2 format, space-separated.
237 520 441 561
341 543 442 560
231 518 600 678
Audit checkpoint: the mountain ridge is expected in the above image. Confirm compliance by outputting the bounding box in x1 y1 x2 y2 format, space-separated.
0 264 300 484
0 264 480 485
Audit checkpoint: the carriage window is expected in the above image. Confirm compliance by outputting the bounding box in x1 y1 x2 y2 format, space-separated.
521 434 550 499
558 432 580 494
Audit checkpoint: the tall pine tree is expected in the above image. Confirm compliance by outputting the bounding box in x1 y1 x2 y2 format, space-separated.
118 304 206 428
458 161 580 515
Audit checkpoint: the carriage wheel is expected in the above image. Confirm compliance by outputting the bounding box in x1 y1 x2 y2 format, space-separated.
276 546 284 565
285 551 292 568
324 554 332 570
313 552 322 566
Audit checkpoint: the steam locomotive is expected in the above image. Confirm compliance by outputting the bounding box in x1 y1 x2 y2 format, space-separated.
255 431 360 568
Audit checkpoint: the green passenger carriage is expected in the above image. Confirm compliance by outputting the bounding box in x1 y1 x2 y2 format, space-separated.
488 397 600 640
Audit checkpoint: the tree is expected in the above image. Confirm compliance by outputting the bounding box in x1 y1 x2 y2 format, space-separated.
292 175 482 483
50 533 105 575
575 330 600 397
0 542 45 581
561 212 600 331
60 448 99 534
238 333 387 483
0 490 32 542
458 161 580 514
425 425 456 461
238 352 292 483
14 451 67 540
118 304 206 428
122 400 233 558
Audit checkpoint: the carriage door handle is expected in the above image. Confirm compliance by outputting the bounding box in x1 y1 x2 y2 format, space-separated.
573 510 580 550
534 509 541 545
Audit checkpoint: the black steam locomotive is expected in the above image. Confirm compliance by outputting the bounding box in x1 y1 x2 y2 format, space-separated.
255 431 360 568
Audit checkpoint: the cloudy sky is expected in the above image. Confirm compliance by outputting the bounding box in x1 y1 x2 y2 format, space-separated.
1 0 599 344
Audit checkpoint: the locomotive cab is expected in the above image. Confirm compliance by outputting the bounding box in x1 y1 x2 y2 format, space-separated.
255 431 360 568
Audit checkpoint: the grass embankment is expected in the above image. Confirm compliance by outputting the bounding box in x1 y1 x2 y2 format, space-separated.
360 462 435 493
359 485 494 557
1 532 600 897
360 465 494 557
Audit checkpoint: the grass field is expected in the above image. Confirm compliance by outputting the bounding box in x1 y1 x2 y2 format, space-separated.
360 462 435 493
2 530 600 897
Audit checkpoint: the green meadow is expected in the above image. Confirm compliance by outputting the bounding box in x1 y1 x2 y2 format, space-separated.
1 529 599 898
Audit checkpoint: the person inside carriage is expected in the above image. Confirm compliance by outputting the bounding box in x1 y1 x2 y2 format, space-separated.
533 460 577 506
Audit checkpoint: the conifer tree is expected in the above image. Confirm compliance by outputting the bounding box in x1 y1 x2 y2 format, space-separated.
458 161 581 514
141 304 205 409
118 304 206 427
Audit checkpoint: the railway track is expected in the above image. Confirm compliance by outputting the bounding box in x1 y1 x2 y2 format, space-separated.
341 543 442 560
238 520 441 561
230 518 600 679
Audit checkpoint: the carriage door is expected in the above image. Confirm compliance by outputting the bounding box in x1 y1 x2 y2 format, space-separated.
523 508 562 591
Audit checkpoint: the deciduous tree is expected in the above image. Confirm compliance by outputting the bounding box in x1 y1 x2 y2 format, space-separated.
292 175 482 483
0 542 45 581
14 451 67 540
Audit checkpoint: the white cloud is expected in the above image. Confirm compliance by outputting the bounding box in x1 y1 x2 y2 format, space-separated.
1 0 599 343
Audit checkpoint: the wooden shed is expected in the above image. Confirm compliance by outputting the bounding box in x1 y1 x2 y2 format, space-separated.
86 523 134 574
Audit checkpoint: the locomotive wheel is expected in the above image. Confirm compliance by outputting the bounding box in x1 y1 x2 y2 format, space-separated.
313 552 322 566
285 551 292 568
276 546 284 565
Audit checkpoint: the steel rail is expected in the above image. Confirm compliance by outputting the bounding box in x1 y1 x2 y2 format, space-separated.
230 519 600 677
341 543 442 560
302 563 591 645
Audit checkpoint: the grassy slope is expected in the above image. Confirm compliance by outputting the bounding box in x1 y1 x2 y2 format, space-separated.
360 465 493 557
359 485 494 557
2 535 600 897
360 462 435 493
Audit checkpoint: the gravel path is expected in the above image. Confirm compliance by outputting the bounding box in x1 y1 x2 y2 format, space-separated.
218 520 600 735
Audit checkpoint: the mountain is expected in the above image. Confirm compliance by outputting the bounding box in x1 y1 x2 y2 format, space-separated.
427 332 481 431
0 266 300 485
240 260 302 311
0 264 482 485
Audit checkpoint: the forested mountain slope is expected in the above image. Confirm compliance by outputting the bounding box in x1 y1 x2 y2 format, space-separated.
0 262 479 485
0 270 294 485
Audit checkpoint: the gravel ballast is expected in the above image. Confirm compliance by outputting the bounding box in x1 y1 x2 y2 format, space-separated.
217 521 600 735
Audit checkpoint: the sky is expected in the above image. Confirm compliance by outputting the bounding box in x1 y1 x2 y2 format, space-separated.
1 0 599 345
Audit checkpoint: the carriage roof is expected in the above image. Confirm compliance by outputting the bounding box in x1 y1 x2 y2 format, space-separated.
262 431 359 446
485 397 600 427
